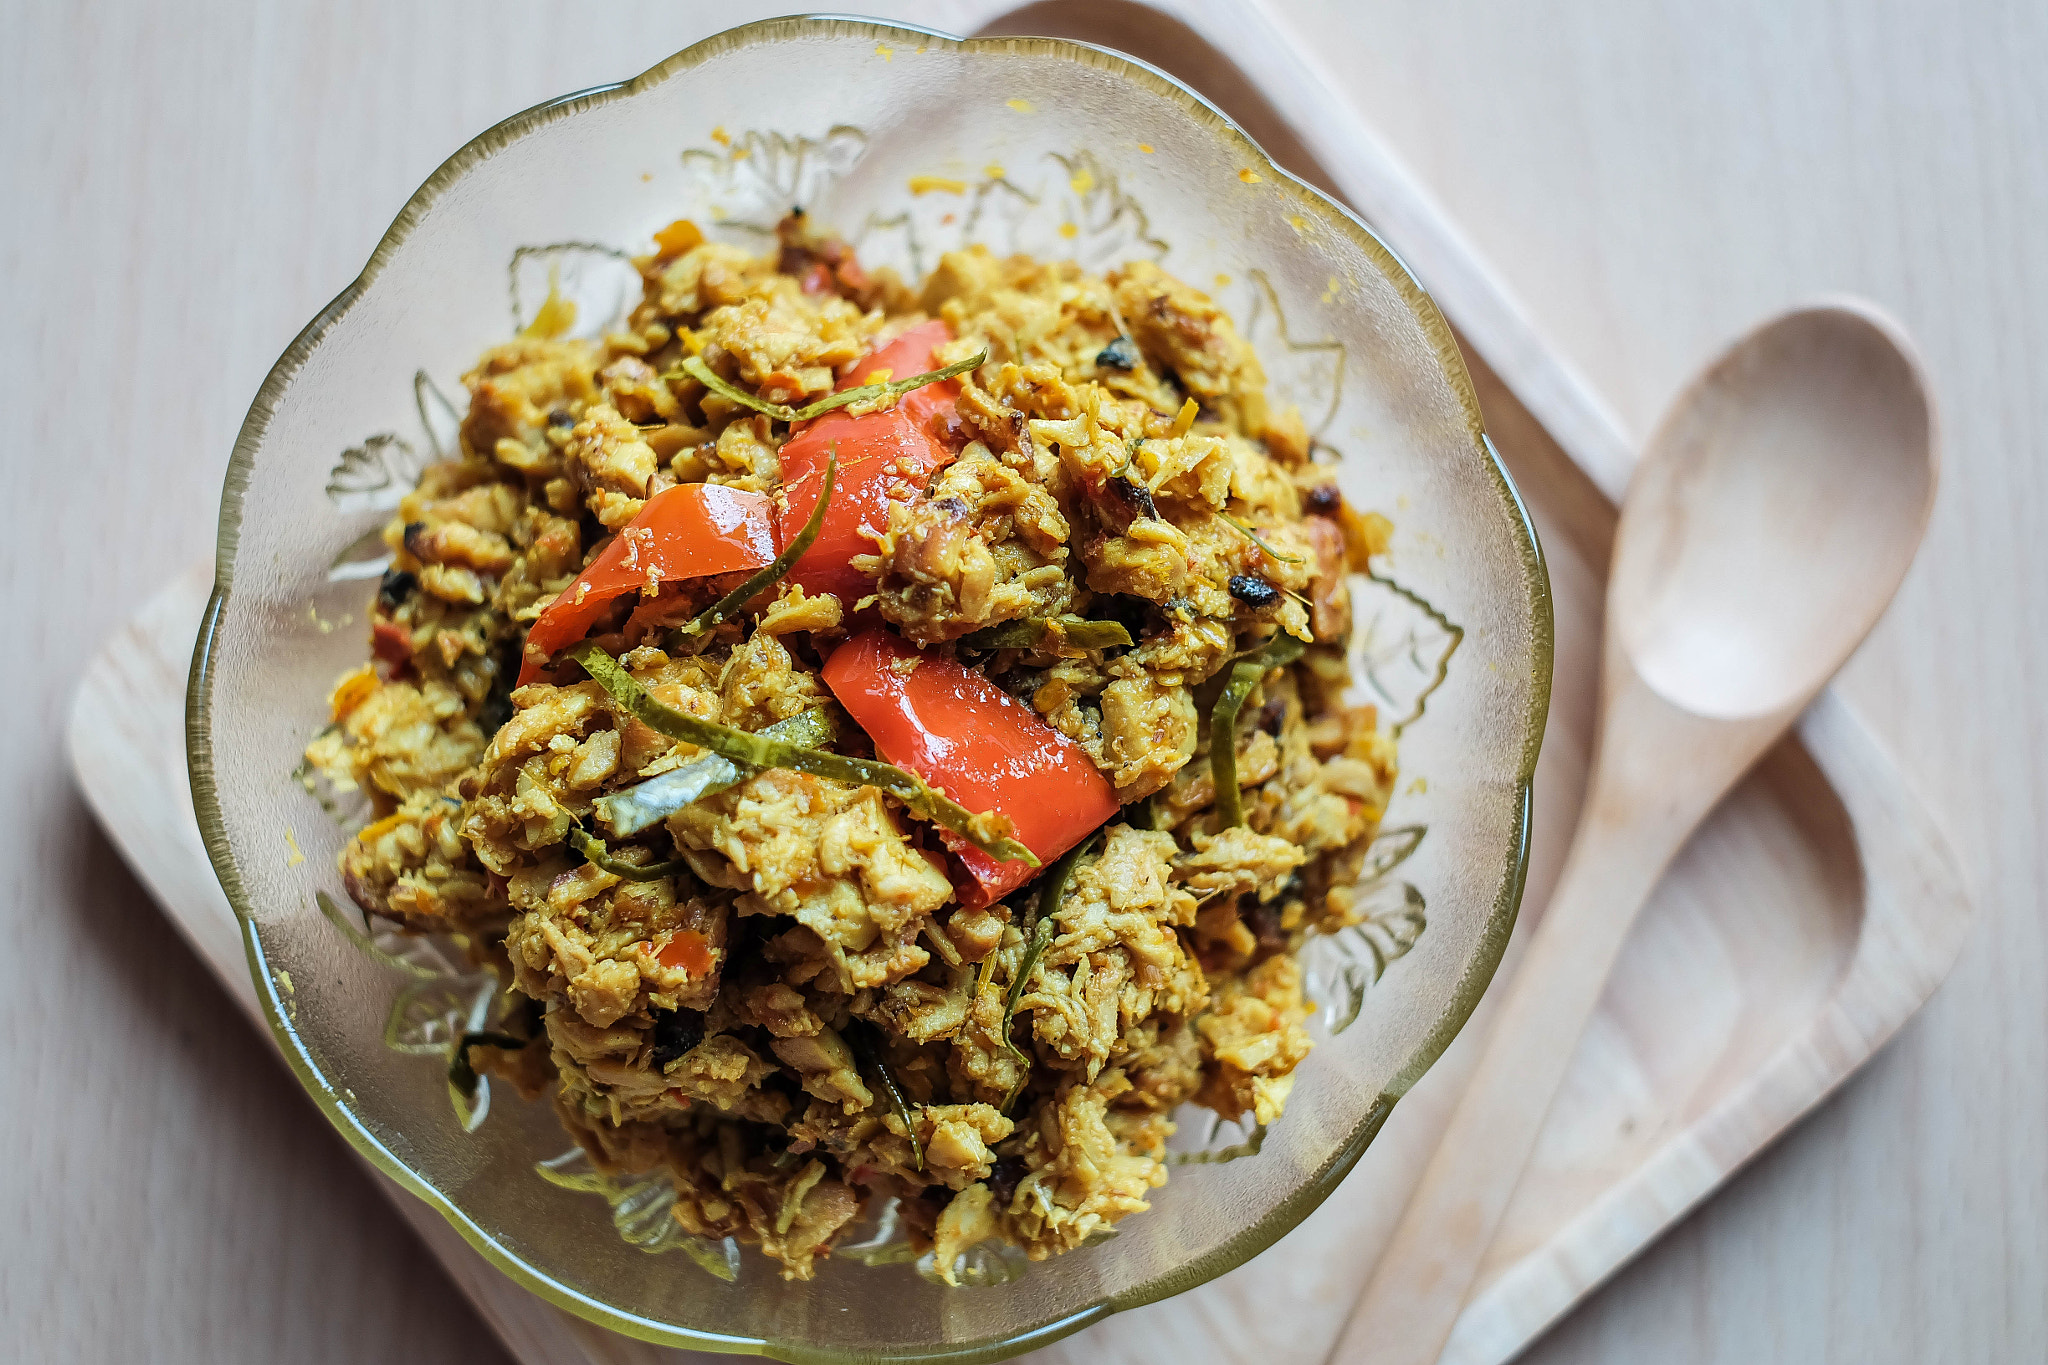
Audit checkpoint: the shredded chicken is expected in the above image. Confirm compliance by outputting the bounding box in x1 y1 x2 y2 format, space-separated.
308 215 1402 1278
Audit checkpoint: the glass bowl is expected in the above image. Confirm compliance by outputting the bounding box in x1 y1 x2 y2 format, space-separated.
189 15 1551 1362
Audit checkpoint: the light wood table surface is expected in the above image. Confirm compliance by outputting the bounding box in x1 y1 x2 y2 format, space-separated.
6 3 2042 1361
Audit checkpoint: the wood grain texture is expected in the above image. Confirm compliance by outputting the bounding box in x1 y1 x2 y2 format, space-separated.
1264 3 2048 1362
8 2 2042 1363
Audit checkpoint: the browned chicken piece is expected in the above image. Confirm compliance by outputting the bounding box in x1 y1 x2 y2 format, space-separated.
868 443 1073 642
1111 259 1269 434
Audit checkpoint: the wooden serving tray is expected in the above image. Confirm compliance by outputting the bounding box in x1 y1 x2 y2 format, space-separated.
67 4 1974 1363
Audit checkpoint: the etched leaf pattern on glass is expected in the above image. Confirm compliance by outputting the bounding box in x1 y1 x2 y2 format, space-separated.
1350 571 1465 737
509 242 640 339
535 1147 742 1278
680 125 869 240
1300 827 1430 1037
322 370 467 589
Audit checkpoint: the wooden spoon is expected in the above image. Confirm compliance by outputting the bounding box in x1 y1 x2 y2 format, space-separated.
1333 301 1937 1364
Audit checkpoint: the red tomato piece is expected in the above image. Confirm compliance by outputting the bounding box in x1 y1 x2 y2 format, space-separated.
777 320 965 603
822 629 1119 907
518 483 776 684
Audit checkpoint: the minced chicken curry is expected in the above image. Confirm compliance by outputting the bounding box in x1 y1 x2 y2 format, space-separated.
307 211 1398 1281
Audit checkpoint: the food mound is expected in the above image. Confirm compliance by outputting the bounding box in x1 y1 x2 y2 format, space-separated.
307 211 1398 1281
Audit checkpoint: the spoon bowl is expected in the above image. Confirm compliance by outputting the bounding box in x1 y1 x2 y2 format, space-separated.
1615 304 1936 719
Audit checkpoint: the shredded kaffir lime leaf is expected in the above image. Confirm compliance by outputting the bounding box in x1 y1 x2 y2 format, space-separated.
999 916 1056 1108
1210 633 1308 828
855 1026 923 1171
1218 513 1306 565
594 709 836 837
961 615 1134 654
568 826 686 882
568 642 1037 867
669 454 836 644
999 833 1097 1109
676 348 987 424
1037 835 1096 924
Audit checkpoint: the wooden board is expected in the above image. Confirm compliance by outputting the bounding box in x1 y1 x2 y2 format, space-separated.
63 4 1975 1364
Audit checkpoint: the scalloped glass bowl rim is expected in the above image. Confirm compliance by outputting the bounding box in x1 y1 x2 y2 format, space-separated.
186 14 1553 1363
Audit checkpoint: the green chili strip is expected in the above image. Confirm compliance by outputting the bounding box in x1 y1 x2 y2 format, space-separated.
677 348 988 424
568 826 687 882
1037 834 1095 924
595 709 836 837
669 455 836 644
997 834 1097 1109
1210 633 1309 829
1001 916 1057 1057
1218 513 1306 564
569 642 1037 866
961 615 1134 654
448 1030 529 1101
856 1028 923 1172
999 917 1057 1111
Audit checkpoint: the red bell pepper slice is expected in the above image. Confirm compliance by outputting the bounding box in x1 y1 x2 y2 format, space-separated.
518 483 776 685
777 320 965 603
822 629 1118 907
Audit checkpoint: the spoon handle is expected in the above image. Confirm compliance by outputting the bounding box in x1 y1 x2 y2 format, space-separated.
1330 724 1728 1365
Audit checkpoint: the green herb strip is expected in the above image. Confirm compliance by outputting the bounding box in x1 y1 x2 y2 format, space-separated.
997 834 1098 1110
594 709 836 837
677 348 988 425
1210 633 1309 828
856 1028 924 1172
567 826 686 882
669 455 837 644
1218 513 1307 565
999 916 1057 1111
1036 834 1096 925
568 642 1037 866
448 1029 530 1101
960 615 1134 654
1003 916 1057 1053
